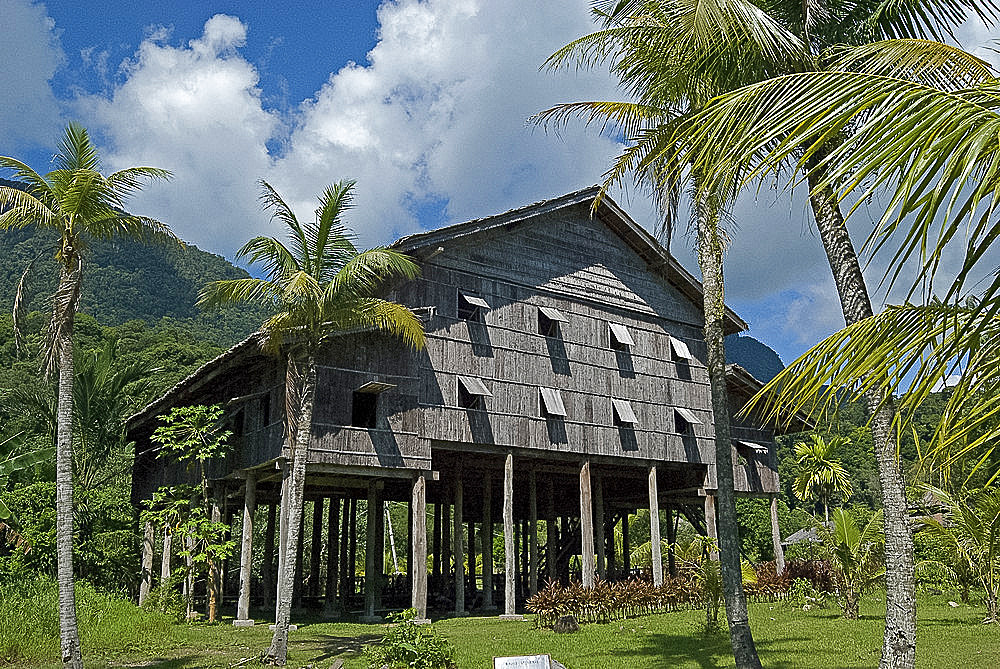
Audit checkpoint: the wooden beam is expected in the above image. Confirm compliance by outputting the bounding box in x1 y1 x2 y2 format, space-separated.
704 494 719 559
545 478 556 583
310 499 324 598
432 503 442 579
622 511 631 576
139 519 155 606
482 471 495 610
326 497 340 610
771 496 785 576
235 471 256 624
594 476 606 581
649 466 663 587
579 460 596 588
453 471 466 615
363 481 383 621
501 452 521 619
411 474 428 621
528 470 538 596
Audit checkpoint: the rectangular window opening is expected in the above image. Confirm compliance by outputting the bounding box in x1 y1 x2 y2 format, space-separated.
458 292 490 321
675 407 701 433
352 391 378 428
539 387 567 417
669 335 694 362
538 306 568 337
609 322 634 351
612 398 638 426
458 376 491 409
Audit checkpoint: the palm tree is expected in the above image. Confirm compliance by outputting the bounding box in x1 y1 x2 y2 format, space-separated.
198 179 424 665
793 434 853 521
818 508 885 619
658 17 995 669
0 123 171 669
537 3 803 664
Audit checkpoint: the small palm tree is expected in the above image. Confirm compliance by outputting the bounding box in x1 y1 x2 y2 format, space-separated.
919 485 1000 622
0 122 171 669
793 434 853 522
199 178 424 665
817 508 885 620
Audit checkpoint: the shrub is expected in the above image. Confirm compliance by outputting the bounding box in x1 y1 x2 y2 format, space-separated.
365 608 456 669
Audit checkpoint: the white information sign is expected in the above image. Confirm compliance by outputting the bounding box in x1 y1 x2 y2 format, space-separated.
493 654 551 669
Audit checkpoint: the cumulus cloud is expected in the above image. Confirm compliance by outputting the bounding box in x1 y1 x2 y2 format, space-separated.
0 0 63 150
77 1 622 259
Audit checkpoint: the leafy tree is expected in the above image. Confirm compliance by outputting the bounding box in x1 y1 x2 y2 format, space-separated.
199 179 424 665
150 404 232 623
0 433 53 550
817 508 885 619
793 435 853 521
0 122 171 669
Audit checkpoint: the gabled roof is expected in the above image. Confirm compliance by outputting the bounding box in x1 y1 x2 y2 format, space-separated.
393 186 747 334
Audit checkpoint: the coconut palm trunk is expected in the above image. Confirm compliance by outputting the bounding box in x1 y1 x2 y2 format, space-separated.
694 184 762 669
267 354 316 665
55 264 83 669
805 156 915 668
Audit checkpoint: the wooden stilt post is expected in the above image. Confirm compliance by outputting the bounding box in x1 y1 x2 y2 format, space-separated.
310 499 324 598
704 494 718 559
453 469 466 615
208 498 222 622
594 475 606 581
622 511 631 577
442 502 452 581
528 470 538 596
482 471 495 611
666 506 677 578
411 474 429 622
363 482 384 622
325 497 340 613
770 496 785 575
501 452 522 619
340 497 351 601
348 499 358 596
579 460 596 588
235 471 256 625
546 478 556 584
468 519 476 602
262 502 276 609
432 503 442 582
139 519 155 606
648 466 663 586
161 525 172 587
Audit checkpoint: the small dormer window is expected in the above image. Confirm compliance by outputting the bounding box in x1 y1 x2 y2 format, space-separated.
735 440 768 459
609 322 634 351
669 335 694 362
611 399 638 426
539 387 567 417
675 407 701 434
538 306 568 337
458 376 491 410
458 292 490 321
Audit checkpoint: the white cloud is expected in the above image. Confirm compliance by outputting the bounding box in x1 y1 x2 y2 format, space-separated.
77 14 280 254
0 0 63 151
75 1 622 260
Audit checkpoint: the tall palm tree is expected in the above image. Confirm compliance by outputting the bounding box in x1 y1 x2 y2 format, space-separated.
199 179 424 665
642 8 996 666
537 3 803 665
793 434 853 521
0 123 171 669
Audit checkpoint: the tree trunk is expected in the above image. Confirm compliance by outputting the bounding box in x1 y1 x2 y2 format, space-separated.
55 266 83 669
266 354 316 665
770 497 785 576
806 158 916 669
694 186 762 669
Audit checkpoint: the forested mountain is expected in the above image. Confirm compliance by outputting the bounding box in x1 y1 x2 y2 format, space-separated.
725 333 785 382
0 178 264 348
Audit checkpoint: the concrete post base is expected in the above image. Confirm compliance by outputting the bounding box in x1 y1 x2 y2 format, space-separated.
499 614 525 621
232 619 255 627
268 623 298 631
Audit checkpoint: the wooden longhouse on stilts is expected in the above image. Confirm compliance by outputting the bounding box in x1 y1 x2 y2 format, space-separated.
127 187 804 624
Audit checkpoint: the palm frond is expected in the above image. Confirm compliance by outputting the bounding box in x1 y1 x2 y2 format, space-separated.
0 186 57 231
106 166 173 199
330 248 421 299
198 277 284 310
12 252 43 355
258 180 310 269
827 39 994 89
236 236 301 279
56 122 100 172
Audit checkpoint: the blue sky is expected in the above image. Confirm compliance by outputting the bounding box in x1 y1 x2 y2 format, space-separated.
2 0 997 365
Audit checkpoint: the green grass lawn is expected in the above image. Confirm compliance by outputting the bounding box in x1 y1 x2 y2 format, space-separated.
10 594 1000 668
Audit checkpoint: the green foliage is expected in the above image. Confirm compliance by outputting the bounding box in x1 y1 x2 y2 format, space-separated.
151 404 231 468
364 608 456 669
816 508 885 619
785 578 830 610
0 577 176 666
792 434 854 520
